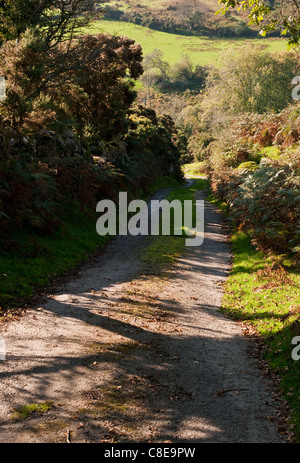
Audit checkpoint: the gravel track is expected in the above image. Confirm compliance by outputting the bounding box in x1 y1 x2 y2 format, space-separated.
0 186 286 443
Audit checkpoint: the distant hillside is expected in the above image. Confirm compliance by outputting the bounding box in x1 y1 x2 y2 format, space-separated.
95 0 271 38
86 19 288 67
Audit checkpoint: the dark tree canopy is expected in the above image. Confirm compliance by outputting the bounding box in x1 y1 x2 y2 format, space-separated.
0 0 95 45
0 28 144 138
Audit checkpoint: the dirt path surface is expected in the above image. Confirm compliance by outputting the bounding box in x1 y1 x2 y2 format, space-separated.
0 186 286 443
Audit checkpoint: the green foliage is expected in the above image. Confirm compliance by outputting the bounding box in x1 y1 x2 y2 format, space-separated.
187 131 215 161
167 56 208 91
10 402 53 421
237 160 259 171
67 33 143 142
183 161 206 176
210 158 300 256
143 49 170 78
0 0 94 44
233 161 300 253
0 28 61 131
0 0 46 42
0 23 185 307
0 29 144 138
203 45 297 115
217 0 300 46
99 0 258 38
120 105 185 189
221 230 300 441
202 93 300 258
142 50 209 93
0 157 60 235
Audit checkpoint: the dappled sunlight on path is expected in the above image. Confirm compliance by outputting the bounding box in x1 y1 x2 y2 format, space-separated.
0 188 285 443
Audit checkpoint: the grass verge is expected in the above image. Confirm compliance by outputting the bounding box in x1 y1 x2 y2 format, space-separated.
207 189 300 441
0 202 109 311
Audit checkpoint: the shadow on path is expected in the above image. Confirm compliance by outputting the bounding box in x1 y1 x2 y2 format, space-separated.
0 187 285 443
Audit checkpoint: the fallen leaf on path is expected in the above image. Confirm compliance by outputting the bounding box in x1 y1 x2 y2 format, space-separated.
215 388 249 397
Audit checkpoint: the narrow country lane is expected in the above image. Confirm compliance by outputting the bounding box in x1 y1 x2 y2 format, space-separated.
0 186 286 443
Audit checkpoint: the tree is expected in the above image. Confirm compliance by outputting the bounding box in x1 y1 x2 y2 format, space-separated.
0 0 95 46
143 50 170 78
187 10 204 31
141 68 164 106
217 0 300 46
0 29 144 140
64 34 144 141
170 56 194 83
202 45 297 114
169 56 208 91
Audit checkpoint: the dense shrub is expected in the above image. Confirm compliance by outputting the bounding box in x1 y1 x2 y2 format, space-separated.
203 46 297 115
98 2 261 38
210 154 300 256
232 160 300 254
0 28 184 240
142 52 209 94
203 104 300 257
0 157 60 235
0 30 144 139
120 105 184 189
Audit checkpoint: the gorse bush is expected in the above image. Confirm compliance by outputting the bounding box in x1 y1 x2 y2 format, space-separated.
0 25 185 242
123 105 185 185
0 29 144 138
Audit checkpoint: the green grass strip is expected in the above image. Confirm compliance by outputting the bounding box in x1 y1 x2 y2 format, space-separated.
210 208 300 441
141 178 208 270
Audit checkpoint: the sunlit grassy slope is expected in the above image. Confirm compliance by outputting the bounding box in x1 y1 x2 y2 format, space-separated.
85 20 289 66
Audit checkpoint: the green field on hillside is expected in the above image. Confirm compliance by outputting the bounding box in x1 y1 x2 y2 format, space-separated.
85 20 289 66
